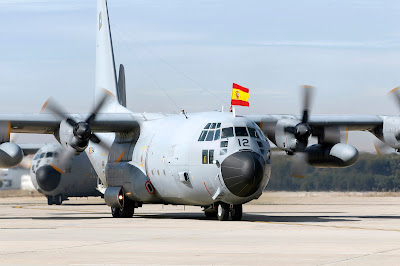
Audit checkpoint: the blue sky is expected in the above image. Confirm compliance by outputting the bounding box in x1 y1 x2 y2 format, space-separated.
1 0 400 149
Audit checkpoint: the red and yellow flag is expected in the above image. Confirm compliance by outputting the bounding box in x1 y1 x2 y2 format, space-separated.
231 83 249 107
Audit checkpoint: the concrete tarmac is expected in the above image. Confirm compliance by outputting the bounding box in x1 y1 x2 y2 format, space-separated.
0 192 400 265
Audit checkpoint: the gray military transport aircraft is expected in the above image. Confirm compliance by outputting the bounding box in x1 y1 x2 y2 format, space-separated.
0 0 398 221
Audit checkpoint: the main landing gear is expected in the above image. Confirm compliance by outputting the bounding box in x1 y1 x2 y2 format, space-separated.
47 194 63 205
111 197 135 218
204 203 243 221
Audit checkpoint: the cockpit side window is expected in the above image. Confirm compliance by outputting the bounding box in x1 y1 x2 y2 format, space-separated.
257 129 267 141
40 153 45 158
45 152 53 158
33 154 40 160
198 131 207 141
248 128 260 139
221 127 234 138
214 129 221 140
235 127 248 137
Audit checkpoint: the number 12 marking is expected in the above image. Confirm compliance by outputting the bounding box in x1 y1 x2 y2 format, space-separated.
238 139 249 147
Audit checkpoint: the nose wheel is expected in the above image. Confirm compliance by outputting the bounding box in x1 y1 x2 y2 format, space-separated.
111 197 135 218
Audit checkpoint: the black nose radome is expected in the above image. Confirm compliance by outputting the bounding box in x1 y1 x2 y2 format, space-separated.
221 151 266 197
35 165 62 192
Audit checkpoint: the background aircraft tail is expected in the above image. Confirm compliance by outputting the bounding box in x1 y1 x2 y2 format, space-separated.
96 0 127 112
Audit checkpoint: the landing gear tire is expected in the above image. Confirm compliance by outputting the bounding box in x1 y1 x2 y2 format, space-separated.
110 197 135 218
54 194 63 205
47 196 53 205
217 203 229 221
111 207 120 218
230 204 243 221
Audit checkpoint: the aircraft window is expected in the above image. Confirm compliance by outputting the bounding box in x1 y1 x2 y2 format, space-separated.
45 152 53 158
214 129 221 140
260 149 265 155
220 149 227 155
235 127 248 137
248 128 260 139
257 129 267 141
221 127 234 138
209 150 214 164
40 153 45 158
202 150 208 164
198 131 207 141
257 141 263 148
205 131 215 141
216 123 221 128
210 123 216 129
33 154 40 160
157 170 160 175
221 141 228 148
163 169 166 175
204 123 211 129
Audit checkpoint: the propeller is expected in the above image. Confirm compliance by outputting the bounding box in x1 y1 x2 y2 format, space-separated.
285 85 314 152
41 90 113 171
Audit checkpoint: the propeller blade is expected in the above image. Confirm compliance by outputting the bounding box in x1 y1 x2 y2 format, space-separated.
85 90 112 125
301 85 314 123
388 86 400 111
19 154 34 169
53 147 77 173
90 133 112 152
41 98 76 126
291 153 308 178
373 140 394 157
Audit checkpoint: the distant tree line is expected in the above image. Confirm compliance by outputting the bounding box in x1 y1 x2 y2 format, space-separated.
266 153 400 191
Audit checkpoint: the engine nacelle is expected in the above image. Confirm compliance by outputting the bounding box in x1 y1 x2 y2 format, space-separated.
0 142 23 168
377 116 400 149
305 143 359 168
58 119 88 152
274 118 300 152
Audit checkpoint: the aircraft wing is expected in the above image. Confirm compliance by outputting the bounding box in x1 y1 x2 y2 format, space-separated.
0 113 141 134
246 114 383 131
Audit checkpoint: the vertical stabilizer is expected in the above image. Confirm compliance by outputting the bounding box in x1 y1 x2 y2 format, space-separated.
96 0 125 112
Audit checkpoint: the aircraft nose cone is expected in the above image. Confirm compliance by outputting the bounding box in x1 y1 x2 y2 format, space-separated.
35 165 62 192
221 151 266 197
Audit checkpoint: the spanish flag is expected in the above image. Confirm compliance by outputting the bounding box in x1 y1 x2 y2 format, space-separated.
231 83 249 107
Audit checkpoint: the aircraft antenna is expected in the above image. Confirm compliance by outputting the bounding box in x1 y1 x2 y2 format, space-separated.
111 24 230 107
112 28 183 112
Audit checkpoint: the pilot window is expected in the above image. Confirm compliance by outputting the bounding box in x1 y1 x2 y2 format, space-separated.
214 129 221 140
198 123 222 141
33 154 40 160
221 127 234 138
235 127 248 136
220 141 228 148
40 153 45 158
45 152 53 158
198 131 207 141
202 150 208 164
205 131 215 141
248 128 260 139
209 150 214 164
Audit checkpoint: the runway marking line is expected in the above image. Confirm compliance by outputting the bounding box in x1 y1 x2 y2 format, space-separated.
252 221 400 232
12 205 100 214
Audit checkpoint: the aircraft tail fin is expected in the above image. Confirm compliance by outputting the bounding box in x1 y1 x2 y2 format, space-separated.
96 0 127 112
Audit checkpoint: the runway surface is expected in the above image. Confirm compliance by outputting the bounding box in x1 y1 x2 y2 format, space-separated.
1 192 400 265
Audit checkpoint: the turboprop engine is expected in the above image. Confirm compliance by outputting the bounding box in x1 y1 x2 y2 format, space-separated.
0 142 23 168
